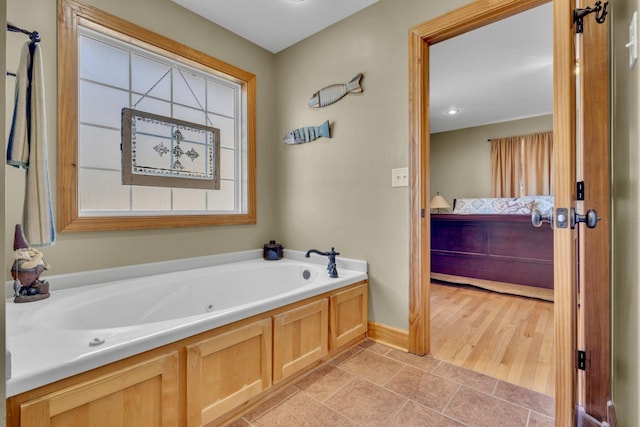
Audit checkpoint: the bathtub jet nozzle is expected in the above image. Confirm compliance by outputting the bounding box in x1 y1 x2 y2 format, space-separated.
305 247 340 278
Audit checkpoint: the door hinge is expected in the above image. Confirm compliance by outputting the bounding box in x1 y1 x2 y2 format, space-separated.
421 208 425 218
577 350 587 371
577 181 585 201
574 1 609 34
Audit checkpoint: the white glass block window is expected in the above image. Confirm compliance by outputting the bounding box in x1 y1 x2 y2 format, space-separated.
77 26 246 217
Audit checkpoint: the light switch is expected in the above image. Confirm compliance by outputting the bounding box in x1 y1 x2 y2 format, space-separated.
392 167 409 187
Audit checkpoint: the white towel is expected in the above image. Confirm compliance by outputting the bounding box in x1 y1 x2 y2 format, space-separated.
7 42 55 247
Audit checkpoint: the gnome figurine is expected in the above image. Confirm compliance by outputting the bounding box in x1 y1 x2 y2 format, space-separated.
11 224 51 303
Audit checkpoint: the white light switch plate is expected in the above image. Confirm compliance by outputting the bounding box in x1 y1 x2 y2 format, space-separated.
392 167 409 187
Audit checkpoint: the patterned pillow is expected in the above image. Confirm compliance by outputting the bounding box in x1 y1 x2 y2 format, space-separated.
453 198 504 214
492 199 534 215
518 195 554 217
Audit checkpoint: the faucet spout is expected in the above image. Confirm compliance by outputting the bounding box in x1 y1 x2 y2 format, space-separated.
305 247 340 278
305 249 328 258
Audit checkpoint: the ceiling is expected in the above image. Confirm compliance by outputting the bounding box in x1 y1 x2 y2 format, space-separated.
171 0 553 134
429 3 553 133
170 0 380 54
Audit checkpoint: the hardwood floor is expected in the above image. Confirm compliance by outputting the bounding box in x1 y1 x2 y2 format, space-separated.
430 282 555 396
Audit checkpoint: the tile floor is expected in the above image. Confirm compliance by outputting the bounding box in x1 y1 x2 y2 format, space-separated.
226 340 554 427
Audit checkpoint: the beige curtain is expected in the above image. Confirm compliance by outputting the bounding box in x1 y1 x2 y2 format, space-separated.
522 131 553 195
491 136 522 197
491 131 553 197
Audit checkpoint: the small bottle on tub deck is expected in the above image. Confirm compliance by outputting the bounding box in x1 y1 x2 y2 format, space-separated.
263 240 284 261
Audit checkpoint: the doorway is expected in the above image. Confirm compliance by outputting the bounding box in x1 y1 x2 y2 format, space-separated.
427 3 554 395
408 0 577 425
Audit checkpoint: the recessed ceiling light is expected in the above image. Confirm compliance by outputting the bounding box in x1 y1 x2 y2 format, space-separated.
446 108 460 115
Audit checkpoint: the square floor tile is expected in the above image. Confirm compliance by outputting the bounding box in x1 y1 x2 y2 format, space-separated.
359 340 393 355
389 400 466 426
223 417 251 427
494 380 554 418
386 349 441 372
338 348 404 385
252 391 347 427
527 411 555 427
326 378 408 426
242 385 299 422
385 365 459 412
329 345 363 366
433 362 498 394
444 386 529 427
295 364 355 402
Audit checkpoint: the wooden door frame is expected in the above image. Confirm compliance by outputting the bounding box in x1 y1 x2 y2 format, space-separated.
408 0 576 425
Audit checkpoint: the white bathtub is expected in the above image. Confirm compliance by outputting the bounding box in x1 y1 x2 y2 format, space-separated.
5 249 367 397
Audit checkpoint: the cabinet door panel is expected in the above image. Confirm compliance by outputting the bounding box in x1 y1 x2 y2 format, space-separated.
19 352 179 427
330 283 368 349
186 318 272 427
273 299 329 382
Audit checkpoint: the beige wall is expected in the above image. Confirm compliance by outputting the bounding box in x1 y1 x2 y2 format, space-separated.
430 114 553 205
274 0 471 330
611 0 640 424
5 0 279 276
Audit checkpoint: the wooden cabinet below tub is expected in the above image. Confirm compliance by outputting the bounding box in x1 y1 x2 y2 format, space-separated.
7 280 368 427
9 352 179 427
330 283 368 350
186 318 272 427
273 298 329 382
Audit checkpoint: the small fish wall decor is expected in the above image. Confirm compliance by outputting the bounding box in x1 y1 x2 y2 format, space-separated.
283 120 331 145
308 73 364 108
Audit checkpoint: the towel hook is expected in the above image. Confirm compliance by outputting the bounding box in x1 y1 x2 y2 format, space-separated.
7 22 41 43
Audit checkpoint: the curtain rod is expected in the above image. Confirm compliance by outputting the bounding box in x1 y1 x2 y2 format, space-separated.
7 22 41 43
487 130 553 143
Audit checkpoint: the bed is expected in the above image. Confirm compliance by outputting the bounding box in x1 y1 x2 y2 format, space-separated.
430 196 554 300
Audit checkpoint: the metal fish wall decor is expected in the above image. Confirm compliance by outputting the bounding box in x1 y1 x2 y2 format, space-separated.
283 120 331 145
308 73 364 108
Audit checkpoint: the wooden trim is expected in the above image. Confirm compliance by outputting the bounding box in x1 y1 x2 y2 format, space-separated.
57 0 80 232
57 0 257 232
367 322 409 352
553 1 577 425
409 0 548 45
408 19 430 356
